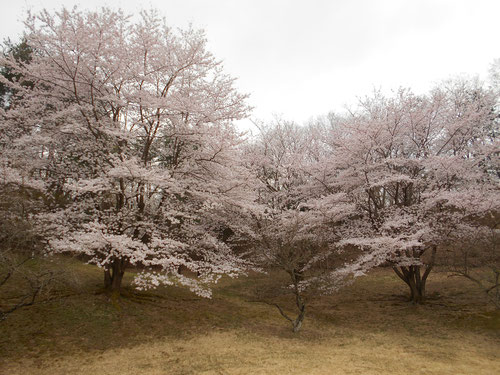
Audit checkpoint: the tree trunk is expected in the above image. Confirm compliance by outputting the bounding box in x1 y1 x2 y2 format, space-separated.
292 304 306 332
104 269 112 289
271 269 308 332
103 258 127 295
273 302 306 333
290 269 306 332
393 246 436 304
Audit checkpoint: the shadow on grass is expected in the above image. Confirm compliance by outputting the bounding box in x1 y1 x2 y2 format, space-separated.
1 261 498 363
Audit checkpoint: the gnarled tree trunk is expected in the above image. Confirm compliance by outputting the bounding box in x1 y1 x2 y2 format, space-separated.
393 246 436 304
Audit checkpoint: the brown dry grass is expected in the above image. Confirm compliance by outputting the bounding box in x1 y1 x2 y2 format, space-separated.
1 260 499 374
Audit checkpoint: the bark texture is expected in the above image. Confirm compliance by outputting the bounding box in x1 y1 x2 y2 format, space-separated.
393 246 436 304
104 258 128 294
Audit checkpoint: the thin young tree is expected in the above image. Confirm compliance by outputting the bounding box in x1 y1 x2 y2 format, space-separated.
243 120 370 332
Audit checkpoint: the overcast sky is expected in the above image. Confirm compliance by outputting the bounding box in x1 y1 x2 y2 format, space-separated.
1 0 499 129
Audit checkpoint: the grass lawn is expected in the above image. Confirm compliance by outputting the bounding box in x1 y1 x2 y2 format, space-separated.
1 258 499 374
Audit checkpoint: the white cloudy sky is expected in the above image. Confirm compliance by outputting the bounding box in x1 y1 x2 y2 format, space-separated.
1 0 499 129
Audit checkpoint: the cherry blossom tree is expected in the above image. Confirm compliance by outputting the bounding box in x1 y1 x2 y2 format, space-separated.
446 225 500 308
489 58 500 97
0 7 251 296
242 120 369 332
312 81 500 303
443 62 500 308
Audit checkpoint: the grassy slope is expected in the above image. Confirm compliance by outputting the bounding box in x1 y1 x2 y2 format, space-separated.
0 258 499 375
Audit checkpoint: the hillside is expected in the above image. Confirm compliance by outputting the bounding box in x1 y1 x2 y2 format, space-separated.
1 258 499 374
